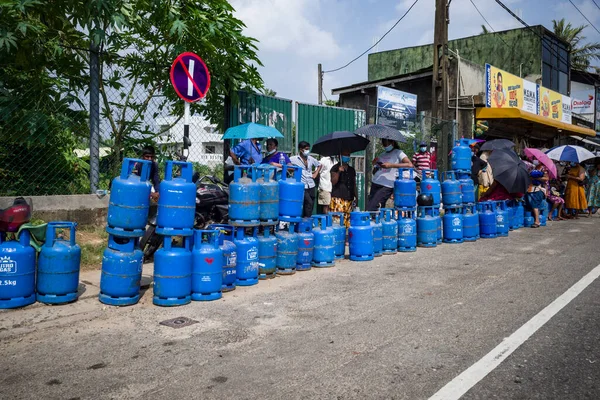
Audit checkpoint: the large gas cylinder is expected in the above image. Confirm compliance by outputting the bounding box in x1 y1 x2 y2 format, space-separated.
539 201 548 227
495 201 510 237
457 172 476 205
478 201 497 239
443 207 464 244
156 161 196 236
277 219 299 275
0 231 36 309
370 212 383 257
207 224 237 292
233 227 259 286
191 230 223 301
420 169 441 206
462 204 480 241
380 209 398 255
451 138 472 171
397 209 417 252
312 215 335 268
258 226 277 279
153 235 192 306
394 168 417 209
106 158 152 236
441 171 463 207
349 212 374 261
279 165 304 218
524 211 534 228
229 166 260 225
515 200 525 229
296 218 314 271
36 222 82 304
99 235 144 306
417 206 437 248
257 165 279 224
329 212 346 260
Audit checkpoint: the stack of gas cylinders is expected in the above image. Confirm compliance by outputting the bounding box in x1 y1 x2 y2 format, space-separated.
418 169 442 247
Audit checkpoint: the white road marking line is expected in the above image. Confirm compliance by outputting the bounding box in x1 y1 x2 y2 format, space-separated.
429 263 600 400
187 59 195 97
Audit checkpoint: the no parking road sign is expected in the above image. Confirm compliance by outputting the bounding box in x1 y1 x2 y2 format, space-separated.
170 52 211 103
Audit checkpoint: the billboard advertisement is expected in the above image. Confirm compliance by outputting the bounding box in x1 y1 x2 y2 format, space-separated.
571 81 595 117
538 87 571 124
485 64 538 113
376 86 417 130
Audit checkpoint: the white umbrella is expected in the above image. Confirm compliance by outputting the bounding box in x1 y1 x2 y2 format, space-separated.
545 145 596 163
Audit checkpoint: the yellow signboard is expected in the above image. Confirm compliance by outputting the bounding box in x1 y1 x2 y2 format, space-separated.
485 64 537 113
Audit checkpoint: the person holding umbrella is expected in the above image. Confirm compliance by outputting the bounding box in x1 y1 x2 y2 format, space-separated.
230 138 262 165
526 157 549 228
367 139 413 211
330 149 357 227
290 141 322 218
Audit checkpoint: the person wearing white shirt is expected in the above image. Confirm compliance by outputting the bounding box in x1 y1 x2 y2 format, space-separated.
366 139 413 211
290 141 322 217
318 156 334 214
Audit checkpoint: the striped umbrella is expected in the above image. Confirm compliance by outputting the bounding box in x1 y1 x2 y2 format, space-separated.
545 145 596 163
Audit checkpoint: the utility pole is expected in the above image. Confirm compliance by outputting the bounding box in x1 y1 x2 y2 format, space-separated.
89 39 100 193
431 0 450 173
318 63 323 105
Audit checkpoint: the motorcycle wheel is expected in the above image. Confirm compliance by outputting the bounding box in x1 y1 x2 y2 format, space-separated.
141 225 162 262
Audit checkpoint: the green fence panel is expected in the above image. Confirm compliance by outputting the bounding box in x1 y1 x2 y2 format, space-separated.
228 91 294 152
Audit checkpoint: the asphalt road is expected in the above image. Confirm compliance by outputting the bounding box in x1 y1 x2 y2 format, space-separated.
1 217 599 400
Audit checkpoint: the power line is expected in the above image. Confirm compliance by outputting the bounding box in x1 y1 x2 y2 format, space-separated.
593 0 600 12
468 0 510 47
568 0 600 35
323 0 421 74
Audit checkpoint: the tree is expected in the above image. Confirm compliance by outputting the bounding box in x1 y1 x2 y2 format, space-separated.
324 99 338 107
263 88 277 96
553 18 600 71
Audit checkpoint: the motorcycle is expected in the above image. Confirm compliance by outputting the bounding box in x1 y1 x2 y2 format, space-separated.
139 174 229 261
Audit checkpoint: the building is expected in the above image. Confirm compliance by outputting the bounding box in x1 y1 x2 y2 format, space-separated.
333 26 598 151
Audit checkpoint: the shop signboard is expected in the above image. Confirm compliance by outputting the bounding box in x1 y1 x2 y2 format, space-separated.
485 64 537 113
571 82 595 121
538 86 571 124
596 86 600 132
376 86 417 130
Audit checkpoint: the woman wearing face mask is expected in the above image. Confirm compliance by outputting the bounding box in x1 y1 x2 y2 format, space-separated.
262 138 291 169
564 161 588 219
586 160 600 216
329 150 357 227
366 139 413 211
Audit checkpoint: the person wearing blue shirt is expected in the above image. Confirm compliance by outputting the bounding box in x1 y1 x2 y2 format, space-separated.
230 138 262 165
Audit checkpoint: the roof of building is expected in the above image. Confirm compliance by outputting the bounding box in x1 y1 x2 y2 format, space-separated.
331 66 433 95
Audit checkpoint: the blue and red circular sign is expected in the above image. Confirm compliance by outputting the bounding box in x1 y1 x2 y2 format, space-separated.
170 52 211 103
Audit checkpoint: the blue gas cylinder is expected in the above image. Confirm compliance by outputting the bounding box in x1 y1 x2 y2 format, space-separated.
456 172 476 204
394 168 417 209
539 201 547 227
277 220 299 274
495 201 510 237
434 208 442 244
515 200 525 228
153 235 192 306
99 235 144 306
478 201 498 238
106 158 152 236
279 165 304 218
36 222 82 304
462 204 480 242
233 227 259 286
257 165 279 224
420 169 441 206
370 212 383 257
258 226 277 279
329 212 346 260
380 208 398 254
0 232 36 309
524 211 534 227
296 218 314 271
417 206 437 247
397 209 417 252
349 212 374 261
312 215 335 267
451 138 472 171
441 171 463 207
156 161 196 236
443 207 464 244
507 201 517 230
208 224 237 292
229 166 260 225
191 230 223 301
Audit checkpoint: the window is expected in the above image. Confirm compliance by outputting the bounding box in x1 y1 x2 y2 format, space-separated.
542 63 552 88
541 34 570 95
205 145 216 154
558 72 568 95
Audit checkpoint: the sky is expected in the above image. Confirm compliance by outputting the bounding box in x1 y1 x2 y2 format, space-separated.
229 0 599 104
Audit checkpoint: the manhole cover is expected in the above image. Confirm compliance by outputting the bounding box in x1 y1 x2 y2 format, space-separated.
159 317 199 329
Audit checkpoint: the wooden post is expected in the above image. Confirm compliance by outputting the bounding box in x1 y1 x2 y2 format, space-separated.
318 63 323 105
432 0 450 173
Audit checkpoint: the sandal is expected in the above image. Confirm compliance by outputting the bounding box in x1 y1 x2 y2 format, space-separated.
531 223 540 228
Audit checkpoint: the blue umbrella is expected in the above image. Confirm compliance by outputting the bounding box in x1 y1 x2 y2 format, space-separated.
545 145 596 163
222 122 284 140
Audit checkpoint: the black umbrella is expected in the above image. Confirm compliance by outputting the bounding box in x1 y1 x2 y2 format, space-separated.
354 124 407 143
480 139 515 151
487 148 530 194
311 131 370 157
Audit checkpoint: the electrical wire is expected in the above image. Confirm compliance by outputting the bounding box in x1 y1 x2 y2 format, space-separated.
322 0 421 74
568 0 600 35
593 0 600 12
468 0 510 47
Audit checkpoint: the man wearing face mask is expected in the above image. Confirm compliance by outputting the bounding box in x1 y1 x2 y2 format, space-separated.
367 139 413 211
290 141 322 217
230 138 262 165
330 149 357 227
411 141 431 180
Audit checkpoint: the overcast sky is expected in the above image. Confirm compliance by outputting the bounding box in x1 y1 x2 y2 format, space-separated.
229 0 598 103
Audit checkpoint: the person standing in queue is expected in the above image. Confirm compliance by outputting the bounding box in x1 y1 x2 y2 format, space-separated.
230 138 262 166
366 139 413 211
329 149 357 227
411 141 431 181
318 155 335 214
134 145 161 201
290 141 322 218
262 138 291 180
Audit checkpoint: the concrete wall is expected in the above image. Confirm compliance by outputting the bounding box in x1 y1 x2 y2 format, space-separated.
1 195 109 226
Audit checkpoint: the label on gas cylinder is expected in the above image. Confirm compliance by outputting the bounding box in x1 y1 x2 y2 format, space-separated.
247 247 258 260
403 225 413 234
0 256 17 273
0 280 17 286
452 217 461 227
228 251 237 266
497 215 504 223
